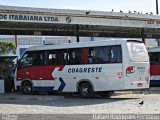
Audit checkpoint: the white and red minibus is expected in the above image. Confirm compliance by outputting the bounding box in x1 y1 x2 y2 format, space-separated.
14 39 150 98
148 47 160 87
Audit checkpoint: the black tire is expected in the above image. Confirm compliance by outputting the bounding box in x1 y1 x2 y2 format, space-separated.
99 91 114 98
22 81 33 95
78 82 94 98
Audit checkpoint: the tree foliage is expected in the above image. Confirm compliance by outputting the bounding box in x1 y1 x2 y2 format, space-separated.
0 42 16 56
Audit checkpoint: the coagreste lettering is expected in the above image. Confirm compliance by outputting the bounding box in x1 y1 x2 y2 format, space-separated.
68 67 102 73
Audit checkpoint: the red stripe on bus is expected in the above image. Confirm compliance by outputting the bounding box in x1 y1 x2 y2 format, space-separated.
17 65 65 81
150 65 160 75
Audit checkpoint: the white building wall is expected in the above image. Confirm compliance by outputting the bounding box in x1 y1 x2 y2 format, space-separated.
0 35 15 43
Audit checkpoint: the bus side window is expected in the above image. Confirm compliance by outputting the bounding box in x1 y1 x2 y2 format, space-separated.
110 46 122 63
92 46 110 64
106 47 112 63
149 52 160 65
67 48 82 65
34 51 45 66
48 51 57 65
92 47 104 64
57 50 67 65
75 49 82 64
67 49 75 65
85 45 122 64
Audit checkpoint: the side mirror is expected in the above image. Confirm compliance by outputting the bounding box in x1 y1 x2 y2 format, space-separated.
16 58 20 68
16 58 18 64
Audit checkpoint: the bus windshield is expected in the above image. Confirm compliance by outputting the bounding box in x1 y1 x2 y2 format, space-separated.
127 41 149 62
17 51 34 69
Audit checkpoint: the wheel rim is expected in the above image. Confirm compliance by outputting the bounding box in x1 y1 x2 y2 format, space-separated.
23 85 32 93
81 87 89 96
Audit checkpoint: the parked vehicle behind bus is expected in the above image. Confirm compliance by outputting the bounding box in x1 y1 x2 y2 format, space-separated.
148 47 160 87
14 39 150 98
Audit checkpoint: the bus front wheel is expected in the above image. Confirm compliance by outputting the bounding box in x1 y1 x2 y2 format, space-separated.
22 81 33 95
78 82 94 98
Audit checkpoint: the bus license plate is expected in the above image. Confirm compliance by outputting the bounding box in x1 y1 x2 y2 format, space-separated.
137 83 143 87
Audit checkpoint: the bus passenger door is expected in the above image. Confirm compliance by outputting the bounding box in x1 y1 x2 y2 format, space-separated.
31 51 47 91
17 51 35 81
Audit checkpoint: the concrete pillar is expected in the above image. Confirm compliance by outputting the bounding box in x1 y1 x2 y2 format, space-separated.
76 25 79 42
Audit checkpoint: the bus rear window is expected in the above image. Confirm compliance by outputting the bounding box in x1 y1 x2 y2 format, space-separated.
127 41 149 62
149 52 160 65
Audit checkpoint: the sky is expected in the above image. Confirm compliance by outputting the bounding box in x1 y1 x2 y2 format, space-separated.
0 0 158 14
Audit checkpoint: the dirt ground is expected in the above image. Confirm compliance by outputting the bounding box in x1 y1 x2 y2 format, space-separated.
0 91 159 114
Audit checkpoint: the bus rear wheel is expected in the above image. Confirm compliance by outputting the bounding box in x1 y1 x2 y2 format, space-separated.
99 91 114 98
22 81 33 95
78 82 94 98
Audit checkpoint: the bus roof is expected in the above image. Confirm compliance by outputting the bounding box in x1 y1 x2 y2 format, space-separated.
26 39 142 52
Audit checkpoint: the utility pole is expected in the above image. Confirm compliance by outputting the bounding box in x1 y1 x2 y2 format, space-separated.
156 0 160 46
156 0 159 15
76 25 79 42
